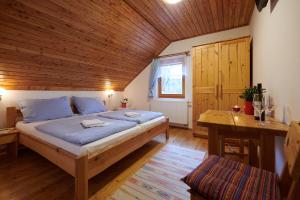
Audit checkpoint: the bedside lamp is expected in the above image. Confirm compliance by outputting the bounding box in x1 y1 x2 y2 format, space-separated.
105 89 114 99
0 87 6 101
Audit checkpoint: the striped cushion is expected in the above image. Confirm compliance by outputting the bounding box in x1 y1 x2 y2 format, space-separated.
182 155 280 200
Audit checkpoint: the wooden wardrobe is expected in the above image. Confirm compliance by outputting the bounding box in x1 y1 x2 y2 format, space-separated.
192 37 250 138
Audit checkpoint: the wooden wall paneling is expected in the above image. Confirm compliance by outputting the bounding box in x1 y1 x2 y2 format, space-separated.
182 0 202 35
168 1 196 36
126 0 180 41
153 0 190 40
0 47 139 76
233 0 242 27
208 0 222 31
240 0 255 27
107 0 169 43
0 0 169 90
0 0 254 91
201 0 216 32
124 0 255 41
0 2 156 62
48 0 163 52
222 0 230 29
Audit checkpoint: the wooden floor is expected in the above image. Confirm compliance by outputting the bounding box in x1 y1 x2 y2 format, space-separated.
0 128 207 200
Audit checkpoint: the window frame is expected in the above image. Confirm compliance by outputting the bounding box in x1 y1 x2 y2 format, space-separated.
158 73 185 99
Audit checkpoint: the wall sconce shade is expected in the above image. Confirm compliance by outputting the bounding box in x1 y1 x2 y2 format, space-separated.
105 89 114 99
0 88 6 101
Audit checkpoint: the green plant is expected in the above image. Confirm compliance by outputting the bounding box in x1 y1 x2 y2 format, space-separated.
239 86 259 101
240 86 267 101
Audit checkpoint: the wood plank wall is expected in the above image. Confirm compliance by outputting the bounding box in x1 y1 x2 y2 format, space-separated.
0 0 169 91
125 0 255 41
0 0 254 91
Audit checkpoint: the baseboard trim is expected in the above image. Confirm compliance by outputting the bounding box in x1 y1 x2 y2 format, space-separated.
170 123 190 130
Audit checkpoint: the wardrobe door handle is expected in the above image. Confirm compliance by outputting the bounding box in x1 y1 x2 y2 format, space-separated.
219 71 223 99
215 84 219 98
220 84 223 99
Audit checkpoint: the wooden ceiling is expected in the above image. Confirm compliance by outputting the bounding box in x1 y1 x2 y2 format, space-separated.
0 0 254 91
125 0 255 41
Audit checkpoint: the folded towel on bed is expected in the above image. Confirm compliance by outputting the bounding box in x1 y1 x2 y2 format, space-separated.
124 112 141 118
81 119 108 128
98 110 164 124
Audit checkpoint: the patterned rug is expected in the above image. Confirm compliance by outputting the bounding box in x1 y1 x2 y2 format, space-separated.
107 145 206 200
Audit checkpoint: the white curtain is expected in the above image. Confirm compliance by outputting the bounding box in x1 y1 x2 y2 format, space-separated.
148 59 160 98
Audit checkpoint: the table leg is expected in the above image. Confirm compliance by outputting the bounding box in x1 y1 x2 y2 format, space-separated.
208 127 219 155
249 139 259 168
7 141 18 159
260 134 275 172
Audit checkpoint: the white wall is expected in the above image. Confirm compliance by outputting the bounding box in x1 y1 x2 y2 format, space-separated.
251 0 300 122
124 26 251 128
250 0 300 175
0 90 123 128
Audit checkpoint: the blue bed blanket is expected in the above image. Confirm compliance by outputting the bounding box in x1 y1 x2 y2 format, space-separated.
98 110 164 124
35 115 137 145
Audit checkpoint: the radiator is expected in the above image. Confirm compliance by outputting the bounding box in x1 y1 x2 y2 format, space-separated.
150 100 189 126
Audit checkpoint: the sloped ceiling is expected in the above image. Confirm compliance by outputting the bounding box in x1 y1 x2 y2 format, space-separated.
0 0 254 91
125 0 255 41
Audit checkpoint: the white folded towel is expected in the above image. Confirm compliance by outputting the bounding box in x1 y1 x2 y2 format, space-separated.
81 119 108 128
124 112 141 118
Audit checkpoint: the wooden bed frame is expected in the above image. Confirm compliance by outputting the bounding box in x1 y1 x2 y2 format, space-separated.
6 107 169 200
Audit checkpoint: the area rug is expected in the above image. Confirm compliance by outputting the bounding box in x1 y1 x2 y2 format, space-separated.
107 145 206 200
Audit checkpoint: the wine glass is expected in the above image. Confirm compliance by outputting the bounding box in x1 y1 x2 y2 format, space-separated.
265 94 276 123
253 93 266 126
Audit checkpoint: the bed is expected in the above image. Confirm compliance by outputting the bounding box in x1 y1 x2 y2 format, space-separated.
6 107 169 200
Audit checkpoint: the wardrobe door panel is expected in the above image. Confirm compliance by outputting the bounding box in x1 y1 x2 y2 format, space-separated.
219 38 250 111
192 44 219 137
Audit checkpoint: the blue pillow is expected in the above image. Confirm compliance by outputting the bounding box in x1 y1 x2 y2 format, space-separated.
72 96 107 114
19 96 74 123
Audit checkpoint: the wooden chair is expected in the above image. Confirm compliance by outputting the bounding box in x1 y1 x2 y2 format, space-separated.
219 136 249 163
279 121 300 199
186 121 300 200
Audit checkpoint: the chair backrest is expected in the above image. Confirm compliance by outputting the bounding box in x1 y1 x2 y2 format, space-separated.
284 122 300 178
282 121 300 199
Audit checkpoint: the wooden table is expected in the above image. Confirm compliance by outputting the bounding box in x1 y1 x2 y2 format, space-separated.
0 128 19 159
198 110 288 172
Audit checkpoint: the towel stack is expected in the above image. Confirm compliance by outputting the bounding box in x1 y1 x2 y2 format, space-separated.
81 119 108 128
124 112 141 118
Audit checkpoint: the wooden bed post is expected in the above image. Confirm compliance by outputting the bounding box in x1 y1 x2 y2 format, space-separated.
165 118 170 140
75 155 88 200
6 107 18 128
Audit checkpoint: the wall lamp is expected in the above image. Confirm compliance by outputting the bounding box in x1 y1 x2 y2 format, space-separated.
0 87 6 101
105 89 114 99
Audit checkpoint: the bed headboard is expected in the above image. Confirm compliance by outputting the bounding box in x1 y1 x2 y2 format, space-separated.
6 107 23 128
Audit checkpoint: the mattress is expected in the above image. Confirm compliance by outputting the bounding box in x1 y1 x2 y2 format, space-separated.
16 112 166 158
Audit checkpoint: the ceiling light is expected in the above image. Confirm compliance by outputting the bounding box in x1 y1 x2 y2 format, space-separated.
164 0 183 4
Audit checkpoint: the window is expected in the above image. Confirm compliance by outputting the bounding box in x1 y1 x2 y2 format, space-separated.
158 56 185 98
